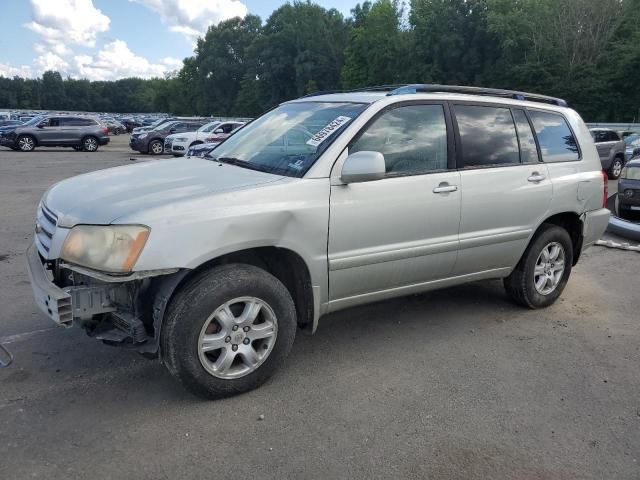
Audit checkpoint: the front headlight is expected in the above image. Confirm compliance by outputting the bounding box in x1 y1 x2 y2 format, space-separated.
138 132 148 139
61 225 150 273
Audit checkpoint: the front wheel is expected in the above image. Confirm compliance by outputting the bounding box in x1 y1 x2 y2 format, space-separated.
17 135 36 152
504 224 573 309
149 140 164 155
161 264 297 399
608 157 624 179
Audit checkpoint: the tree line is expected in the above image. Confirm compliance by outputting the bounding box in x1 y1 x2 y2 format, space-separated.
1 0 639 122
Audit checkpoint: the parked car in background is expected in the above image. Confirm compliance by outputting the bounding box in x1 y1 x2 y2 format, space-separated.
0 119 22 127
0 111 11 121
129 120 208 154
0 115 109 152
131 117 176 135
121 118 142 133
203 121 245 144
186 141 219 157
589 128 626 179
27 84 609 398
624 133 640 160
617 158 640 218
102 118 126 135
164 121 221 156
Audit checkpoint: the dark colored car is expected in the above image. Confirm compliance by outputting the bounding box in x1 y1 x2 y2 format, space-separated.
0 115 110 152
0 119 22 128
186 141 219 157
121 118 142 133
618 158 640 217
129 120 207 154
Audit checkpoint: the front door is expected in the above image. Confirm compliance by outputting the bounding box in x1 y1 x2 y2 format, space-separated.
328 103 461 310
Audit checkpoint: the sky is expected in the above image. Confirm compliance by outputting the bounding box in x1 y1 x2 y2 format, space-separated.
0 0 359 81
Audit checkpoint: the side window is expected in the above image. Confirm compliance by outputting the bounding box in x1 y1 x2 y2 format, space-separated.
350 104 448 175
512 109 539 163
222 124 234 134
48 118 60 127
528 110 580 162
454 105 519 167
592 131 605 143
607 131 620 142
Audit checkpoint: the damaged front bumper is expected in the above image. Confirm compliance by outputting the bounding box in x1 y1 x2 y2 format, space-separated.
26 242 187 354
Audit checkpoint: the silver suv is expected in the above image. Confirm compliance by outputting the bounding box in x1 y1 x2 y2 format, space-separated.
0 115 110 152
27 85 610 398
589 128 626 179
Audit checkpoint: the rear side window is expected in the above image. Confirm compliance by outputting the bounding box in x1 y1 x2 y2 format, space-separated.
512 109 539 163
65 118 95 126
455 105 519 167
529 111 579 162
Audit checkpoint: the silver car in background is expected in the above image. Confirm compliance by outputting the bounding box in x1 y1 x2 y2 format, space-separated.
27 84 609 398
589 128 627 179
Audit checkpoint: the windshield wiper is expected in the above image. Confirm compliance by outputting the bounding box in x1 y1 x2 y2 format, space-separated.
210 156 273 174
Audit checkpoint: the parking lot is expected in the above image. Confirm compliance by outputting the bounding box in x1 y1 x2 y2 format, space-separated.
0 136 639 479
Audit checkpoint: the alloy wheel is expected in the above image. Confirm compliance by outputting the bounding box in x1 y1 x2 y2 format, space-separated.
19 137 34 151
533 241 566 295
197 297 278 379
84 138 98 151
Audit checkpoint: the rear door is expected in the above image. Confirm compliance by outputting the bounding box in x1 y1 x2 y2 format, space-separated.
451 103 552 275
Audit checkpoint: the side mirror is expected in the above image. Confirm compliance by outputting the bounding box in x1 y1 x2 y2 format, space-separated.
37 123 45 128
341 151 386 184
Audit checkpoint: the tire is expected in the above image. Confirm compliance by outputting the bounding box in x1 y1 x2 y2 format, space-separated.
608 156 624 179
82 136 99 152
149 140 164 155
161 263 297 399
17 135 36 152
504 224 573 309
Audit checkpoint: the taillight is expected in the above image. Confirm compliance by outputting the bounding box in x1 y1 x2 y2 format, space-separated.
103 127 109 135
602 170 608 208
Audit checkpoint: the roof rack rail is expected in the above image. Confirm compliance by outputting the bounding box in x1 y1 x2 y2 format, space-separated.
386 84 568 107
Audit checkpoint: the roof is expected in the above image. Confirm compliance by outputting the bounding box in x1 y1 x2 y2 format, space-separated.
289 84 568 108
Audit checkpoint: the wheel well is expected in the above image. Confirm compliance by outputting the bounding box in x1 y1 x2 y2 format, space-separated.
540 212 583 265
177 247 314 330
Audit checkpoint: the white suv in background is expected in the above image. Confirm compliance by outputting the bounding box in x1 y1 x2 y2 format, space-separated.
164 121 221 156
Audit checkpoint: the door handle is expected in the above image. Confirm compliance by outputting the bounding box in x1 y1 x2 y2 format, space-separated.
527 172 546 183
433 183 458 194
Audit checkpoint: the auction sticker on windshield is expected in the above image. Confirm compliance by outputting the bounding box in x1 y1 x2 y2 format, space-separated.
306 116 351 147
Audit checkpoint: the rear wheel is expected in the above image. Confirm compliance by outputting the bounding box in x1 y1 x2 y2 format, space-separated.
161 264 297 399
82 136 99 152
149 140 163 155
504 224 573 309
17 135 35 152
608 157 624 179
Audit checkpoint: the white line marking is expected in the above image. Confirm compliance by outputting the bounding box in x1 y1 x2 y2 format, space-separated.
0 327 59 345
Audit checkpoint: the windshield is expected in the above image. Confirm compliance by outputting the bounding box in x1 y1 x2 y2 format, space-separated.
207 102 367 177
23 115 44 126
624 134 640 146
199 121 221 133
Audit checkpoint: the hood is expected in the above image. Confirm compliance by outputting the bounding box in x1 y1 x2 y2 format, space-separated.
44 158 283 226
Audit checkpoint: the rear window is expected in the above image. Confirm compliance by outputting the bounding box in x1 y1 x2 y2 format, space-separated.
454 105 520 167
529 111 579 162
